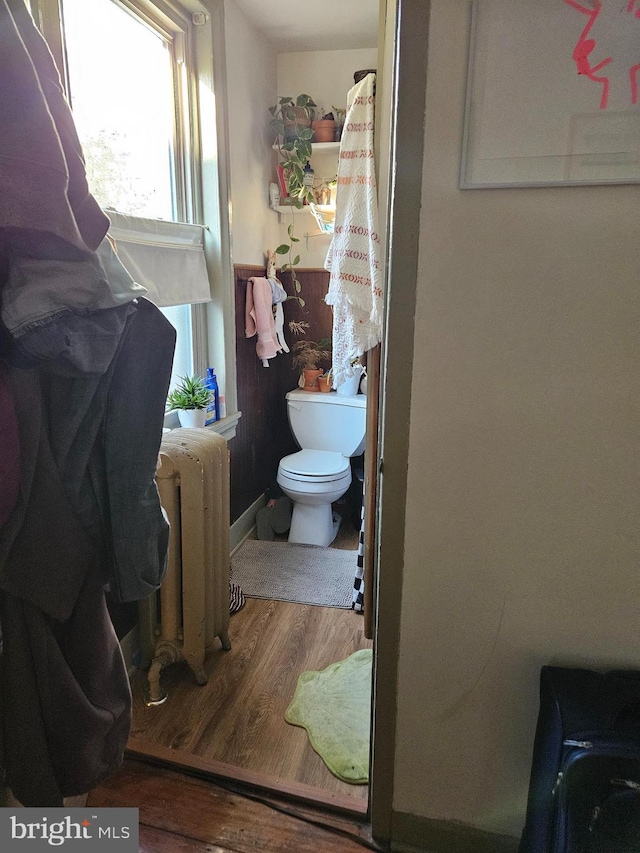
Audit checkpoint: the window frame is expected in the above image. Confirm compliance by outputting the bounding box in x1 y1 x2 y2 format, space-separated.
30 0 238 436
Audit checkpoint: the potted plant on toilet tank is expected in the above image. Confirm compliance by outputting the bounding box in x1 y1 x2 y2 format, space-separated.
290 339 331 392
166 373 211 427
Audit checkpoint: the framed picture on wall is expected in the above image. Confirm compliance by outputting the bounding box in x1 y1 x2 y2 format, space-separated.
460 0 640 188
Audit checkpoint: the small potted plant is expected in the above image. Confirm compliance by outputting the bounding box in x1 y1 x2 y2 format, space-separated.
332 105 346 140
311 110 336 143
290 339 331 391
334 356 365 396
166 373 211 427
269 94 316 143
317 370 333 393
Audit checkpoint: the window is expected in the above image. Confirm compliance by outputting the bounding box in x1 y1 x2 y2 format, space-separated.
61 0 177 220
59 0 196 393
28 0 236 428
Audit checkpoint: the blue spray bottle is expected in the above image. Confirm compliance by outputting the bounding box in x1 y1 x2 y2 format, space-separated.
205 368 220 425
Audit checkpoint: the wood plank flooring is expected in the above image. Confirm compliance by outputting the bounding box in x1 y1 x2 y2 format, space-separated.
88 759 382 853
129 524 371 807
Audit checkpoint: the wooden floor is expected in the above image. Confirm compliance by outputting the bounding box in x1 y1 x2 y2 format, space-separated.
89 759 382 852
129 518 371 808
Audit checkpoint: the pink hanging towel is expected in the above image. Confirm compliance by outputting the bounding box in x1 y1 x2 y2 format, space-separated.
245 276 282 366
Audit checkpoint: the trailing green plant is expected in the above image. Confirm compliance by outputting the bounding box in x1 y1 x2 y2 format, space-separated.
269 95 327 306
166 373 211 412
273 176 336 299
269 95 317 206
274 221 305 304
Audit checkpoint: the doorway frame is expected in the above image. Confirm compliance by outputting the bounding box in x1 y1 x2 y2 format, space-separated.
27 0 433 839
369 0 430 843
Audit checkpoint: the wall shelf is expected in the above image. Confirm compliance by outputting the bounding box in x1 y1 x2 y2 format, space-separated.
272 141 340 154
270 141 339 235
270 204 310 214
270 204 334 237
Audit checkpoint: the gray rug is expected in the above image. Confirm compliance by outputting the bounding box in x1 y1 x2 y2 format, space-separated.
230 540 356 608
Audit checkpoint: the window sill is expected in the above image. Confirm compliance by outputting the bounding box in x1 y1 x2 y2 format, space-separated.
163 410 241 441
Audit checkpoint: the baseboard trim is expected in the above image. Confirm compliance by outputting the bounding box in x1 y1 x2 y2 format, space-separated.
230 493 266 554
126 736 368 818
390 811 519 853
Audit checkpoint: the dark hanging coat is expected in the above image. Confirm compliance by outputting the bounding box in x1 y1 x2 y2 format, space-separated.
0 0 175 805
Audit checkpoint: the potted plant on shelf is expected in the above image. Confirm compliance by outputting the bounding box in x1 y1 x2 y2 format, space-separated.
311 110 336 143
269 94 317 206
270 94 316 143
332 105 346 140
269 95 319 301
290 339 331 391
166 373 211 427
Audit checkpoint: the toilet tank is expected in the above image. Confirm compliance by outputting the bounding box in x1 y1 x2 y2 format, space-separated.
286 389 366 457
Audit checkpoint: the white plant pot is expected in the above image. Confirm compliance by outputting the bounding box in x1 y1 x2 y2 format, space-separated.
335 366 363 396
177 408 206 428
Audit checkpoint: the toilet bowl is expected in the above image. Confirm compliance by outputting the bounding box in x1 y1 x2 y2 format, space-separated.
276 389 366 547
278 449 352 545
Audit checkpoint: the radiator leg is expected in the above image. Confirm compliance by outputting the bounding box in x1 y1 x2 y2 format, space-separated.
219 631 231 651
185 661 207 686
146 642 180 706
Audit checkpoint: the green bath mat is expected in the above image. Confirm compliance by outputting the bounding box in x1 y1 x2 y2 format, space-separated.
285 648 372 784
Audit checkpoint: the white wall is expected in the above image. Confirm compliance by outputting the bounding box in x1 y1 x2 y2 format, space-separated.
393 0 640 839
224 0 279 265
223 22 377 271
277 48 377 119
276 48 378 269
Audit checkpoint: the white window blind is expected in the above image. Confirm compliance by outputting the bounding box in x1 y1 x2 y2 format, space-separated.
106 210 212 308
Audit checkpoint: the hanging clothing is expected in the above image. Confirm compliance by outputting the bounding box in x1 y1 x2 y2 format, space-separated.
0 563 132 807
324 73 383 389
268 276 290 354
0 298 175 805
0 0 109 257
0 300 175 609
245 276 282 366
2 236 147 354
0 0 175 804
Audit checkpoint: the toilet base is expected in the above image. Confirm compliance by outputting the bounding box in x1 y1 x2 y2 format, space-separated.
288 502 342 547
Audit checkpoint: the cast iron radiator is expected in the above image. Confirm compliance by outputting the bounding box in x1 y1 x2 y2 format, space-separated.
138 428 231 705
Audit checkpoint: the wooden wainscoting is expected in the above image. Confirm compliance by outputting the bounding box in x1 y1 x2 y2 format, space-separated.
231 265 333 522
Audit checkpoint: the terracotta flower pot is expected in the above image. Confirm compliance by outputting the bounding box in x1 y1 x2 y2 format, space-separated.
311 119 336 143
317 374 332 393
302 368 323 391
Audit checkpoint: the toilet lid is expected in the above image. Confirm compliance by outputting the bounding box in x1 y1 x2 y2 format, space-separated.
279 449 349 480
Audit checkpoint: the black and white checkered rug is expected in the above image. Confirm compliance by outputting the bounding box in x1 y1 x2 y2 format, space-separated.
229 581 245 614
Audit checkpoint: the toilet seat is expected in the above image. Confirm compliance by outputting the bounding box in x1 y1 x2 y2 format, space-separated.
278 449 349 483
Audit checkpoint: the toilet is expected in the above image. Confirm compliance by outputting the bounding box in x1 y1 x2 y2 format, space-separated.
276 388 366 547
